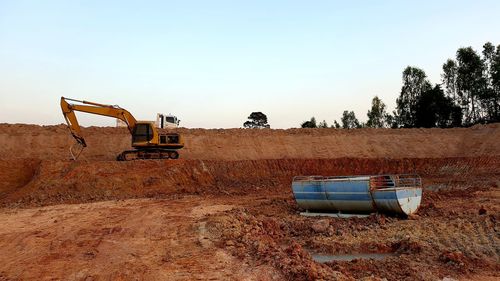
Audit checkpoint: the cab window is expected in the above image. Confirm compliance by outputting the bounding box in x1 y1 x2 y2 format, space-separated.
132 124 153 143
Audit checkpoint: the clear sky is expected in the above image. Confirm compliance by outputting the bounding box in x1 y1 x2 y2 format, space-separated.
1 1 499 128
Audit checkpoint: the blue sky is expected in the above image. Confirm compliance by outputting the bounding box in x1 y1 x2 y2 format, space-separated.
1 1 499 128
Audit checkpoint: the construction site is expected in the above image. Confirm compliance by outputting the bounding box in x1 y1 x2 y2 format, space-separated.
0 122 498 280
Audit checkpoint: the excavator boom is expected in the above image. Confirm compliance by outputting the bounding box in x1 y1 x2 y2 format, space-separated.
61 97 137 146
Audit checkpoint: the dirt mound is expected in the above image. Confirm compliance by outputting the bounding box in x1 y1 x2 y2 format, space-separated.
1 123 499 160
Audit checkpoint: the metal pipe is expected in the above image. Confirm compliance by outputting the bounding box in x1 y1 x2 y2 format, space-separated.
292 174 422 216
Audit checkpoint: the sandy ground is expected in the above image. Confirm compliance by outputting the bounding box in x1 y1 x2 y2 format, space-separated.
0 196 282 280
0 184 498 280
0 124 499 280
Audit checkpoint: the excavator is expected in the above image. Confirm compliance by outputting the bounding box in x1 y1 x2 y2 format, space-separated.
60 97 184 161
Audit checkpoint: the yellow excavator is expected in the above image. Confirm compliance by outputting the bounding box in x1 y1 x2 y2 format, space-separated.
60 97 184 161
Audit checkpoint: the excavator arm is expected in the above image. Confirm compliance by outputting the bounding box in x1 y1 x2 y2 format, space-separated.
60 97 138 147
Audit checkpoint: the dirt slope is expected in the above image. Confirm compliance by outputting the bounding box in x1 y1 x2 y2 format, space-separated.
1 157 498 207
0 123 499 160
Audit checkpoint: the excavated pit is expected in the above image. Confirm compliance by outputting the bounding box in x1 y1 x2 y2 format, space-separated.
0 157 498 208
0 124 499 280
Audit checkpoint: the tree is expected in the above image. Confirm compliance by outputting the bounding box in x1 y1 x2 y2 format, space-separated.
396 66 432 128
456 47 487 125
441 44 500 125
340 111 361 129
492 44 500 121
318 120 329 128
301 117 317 128
415 85 462 128
442 59 458 101
366 96 388 128
332 120 341 128
384 112 397 128
243 112 270 128
482 42 500 122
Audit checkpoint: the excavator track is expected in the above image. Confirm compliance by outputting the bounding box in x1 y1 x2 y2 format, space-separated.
117 149 179 161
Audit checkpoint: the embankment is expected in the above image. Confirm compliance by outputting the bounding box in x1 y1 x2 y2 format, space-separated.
1 157 498 207
0 123 499 160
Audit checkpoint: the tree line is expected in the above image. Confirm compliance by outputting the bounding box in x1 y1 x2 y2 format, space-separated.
244 42 499 129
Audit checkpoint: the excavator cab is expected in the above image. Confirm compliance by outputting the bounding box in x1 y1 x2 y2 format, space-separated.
132 123 155 144
131 121 183 148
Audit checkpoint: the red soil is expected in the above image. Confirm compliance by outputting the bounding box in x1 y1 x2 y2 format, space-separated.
0 124 498 280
